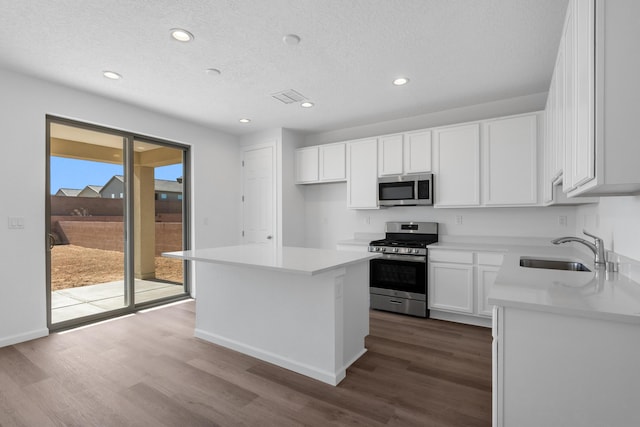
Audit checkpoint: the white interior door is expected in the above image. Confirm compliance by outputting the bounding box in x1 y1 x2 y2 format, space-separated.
242 145 275 244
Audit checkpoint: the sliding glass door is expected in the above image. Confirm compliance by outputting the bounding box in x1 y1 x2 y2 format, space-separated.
132 138 187 304
46 117 189 330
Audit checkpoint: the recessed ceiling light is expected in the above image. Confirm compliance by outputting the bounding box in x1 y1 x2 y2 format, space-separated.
103 71 122 80
282 34 301 45
239 118 251 123
301 101 314 108
393 77 410 86
170 28 194 42
205 68 221 76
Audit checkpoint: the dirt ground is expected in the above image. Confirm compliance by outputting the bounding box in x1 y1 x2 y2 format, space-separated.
50 244 183 291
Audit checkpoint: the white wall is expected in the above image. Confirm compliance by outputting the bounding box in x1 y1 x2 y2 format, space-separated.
303 182 578 249
577 196 640 261
281 129 306 247
0 68 240 347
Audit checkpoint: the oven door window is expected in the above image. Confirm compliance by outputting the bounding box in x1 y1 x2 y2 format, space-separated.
379 181 415 200
370 258 426 294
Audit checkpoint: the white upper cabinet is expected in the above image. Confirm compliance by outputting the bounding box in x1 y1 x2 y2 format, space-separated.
482 114 538 206
559 0 640 197
378 130 432 176
319 143 346 182
434 123 481 207
295 143 346 184
404 130 432 174
294 146 319 184
346 138 378 209
378 134 404 176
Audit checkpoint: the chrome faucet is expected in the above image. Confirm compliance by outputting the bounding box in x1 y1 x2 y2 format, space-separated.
551 229 606 266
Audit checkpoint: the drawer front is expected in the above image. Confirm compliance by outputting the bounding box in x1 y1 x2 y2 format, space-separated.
477 252 504 266
370 294 427 317
429 250 473 264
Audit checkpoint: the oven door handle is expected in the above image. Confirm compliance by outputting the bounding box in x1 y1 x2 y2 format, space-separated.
374 254 426 263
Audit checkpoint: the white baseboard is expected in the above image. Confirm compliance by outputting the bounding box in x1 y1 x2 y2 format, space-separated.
194 329 348 386
0 328 49 348
430 310 492 328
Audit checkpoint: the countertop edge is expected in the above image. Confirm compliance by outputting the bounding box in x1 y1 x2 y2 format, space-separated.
162 249 378 276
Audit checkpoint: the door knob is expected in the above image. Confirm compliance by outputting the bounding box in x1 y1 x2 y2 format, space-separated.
267 235 273 240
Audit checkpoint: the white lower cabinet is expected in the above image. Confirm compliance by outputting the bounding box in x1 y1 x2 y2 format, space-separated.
477 265 499 317
494 305 640 427
429 249 503 325
430 262 474 313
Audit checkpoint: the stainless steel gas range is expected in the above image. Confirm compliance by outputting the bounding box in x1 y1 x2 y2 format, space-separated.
368 221 438 318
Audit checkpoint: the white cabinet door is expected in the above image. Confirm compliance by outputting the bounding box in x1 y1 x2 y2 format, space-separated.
378 134 404 176
294 146 319 184
319 143 346 182
404 130 432 174
346 138 378 209
429 262 474 314
571 0 595 188
543 88 554 205
562 2 576 193
477 265 500 317
554 40 565 181
483 114 538 206
434 123 480 207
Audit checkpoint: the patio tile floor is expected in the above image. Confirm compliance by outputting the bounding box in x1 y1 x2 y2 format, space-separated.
52 279 185 324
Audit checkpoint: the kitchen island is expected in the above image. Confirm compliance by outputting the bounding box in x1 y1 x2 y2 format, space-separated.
163 245 378 386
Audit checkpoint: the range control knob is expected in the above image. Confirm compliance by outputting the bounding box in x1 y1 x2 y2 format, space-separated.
412 249 419 254
393 248 399 253
381 247 387 252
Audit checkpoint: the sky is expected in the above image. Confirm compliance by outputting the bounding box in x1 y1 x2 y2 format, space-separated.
50 157 182 194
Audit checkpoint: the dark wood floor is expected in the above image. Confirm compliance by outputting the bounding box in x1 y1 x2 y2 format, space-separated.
0 301 491 426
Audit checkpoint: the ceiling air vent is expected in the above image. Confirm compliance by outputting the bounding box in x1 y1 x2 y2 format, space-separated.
271 89 306 104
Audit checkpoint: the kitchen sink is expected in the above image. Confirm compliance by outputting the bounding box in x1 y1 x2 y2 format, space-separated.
519 257 591 272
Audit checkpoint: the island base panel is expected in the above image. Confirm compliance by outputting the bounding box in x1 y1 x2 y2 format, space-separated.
194 262 369 386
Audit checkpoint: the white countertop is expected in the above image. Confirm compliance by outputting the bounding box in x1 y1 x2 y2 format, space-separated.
163 245 379 276
460 243 640 324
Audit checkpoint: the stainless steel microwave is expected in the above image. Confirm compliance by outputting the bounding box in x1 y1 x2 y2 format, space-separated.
378 174 433 206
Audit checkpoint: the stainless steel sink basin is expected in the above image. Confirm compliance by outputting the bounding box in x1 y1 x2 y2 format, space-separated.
519 257 591 272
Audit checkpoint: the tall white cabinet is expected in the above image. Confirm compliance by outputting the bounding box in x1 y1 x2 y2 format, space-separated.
433 123 481 207
482 115 537 206
346 138 378 209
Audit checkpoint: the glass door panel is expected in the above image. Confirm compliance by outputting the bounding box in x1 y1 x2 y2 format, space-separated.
48 122 127 326
133 139 187 304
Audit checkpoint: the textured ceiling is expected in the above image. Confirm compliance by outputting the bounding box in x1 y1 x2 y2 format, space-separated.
0 0 568 136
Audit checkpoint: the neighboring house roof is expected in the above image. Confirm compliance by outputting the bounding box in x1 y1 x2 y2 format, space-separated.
55 188 82 197
78 185 103 197
103 175 125 187
155 179 182 193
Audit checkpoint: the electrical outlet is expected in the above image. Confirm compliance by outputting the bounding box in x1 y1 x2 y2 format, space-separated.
7 217 24 229
558 215 567 227
455 215 463 225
